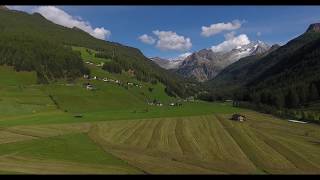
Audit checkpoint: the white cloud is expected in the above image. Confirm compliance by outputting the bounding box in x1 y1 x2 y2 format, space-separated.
211 32 250 52
32 6 111 40
201 20 242 37
224 31 236 40
138 34 156 44
152 30 192 51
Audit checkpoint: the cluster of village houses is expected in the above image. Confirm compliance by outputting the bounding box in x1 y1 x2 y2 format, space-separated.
147 101 183 107
83 60 146 90
83 74 143 90
82 60 195 107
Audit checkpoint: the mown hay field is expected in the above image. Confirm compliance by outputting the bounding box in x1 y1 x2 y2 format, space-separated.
0 110 319 174
87 111 320 174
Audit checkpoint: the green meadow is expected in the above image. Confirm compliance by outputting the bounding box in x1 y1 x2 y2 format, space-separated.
0 47 319 174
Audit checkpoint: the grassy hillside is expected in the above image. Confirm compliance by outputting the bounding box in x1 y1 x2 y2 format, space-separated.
0 63 241 127
0 66 56 117
0 9 191 97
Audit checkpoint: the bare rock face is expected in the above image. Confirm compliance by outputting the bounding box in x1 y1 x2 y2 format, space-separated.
177 41 270 82
306 23 320 33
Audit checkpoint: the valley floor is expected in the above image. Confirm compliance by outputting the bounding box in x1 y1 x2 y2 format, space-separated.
0 110 320 174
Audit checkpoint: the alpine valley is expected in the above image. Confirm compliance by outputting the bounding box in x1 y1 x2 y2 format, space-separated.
0 6 320 175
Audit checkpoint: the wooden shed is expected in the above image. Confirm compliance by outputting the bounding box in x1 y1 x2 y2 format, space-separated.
231 114 246 122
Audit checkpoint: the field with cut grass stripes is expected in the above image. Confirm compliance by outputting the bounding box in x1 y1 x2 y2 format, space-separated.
0 110 319 174
87 112 320 174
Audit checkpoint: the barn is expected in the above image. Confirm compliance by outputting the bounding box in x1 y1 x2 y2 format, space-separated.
231 114 246 122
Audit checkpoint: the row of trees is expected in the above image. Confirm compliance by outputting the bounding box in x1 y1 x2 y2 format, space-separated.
235 101 320 123
234 81 320 109
228 80 320 123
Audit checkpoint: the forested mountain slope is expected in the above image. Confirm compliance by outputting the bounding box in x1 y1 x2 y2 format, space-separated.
206 24 320 110
0 8 191 97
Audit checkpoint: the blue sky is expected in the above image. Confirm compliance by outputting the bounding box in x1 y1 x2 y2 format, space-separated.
7 5 320 59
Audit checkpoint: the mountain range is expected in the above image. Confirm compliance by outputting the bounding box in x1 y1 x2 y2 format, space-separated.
150 22 320 110
151 41 271 82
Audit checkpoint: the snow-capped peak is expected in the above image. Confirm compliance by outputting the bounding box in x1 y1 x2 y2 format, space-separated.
232 40 270 53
